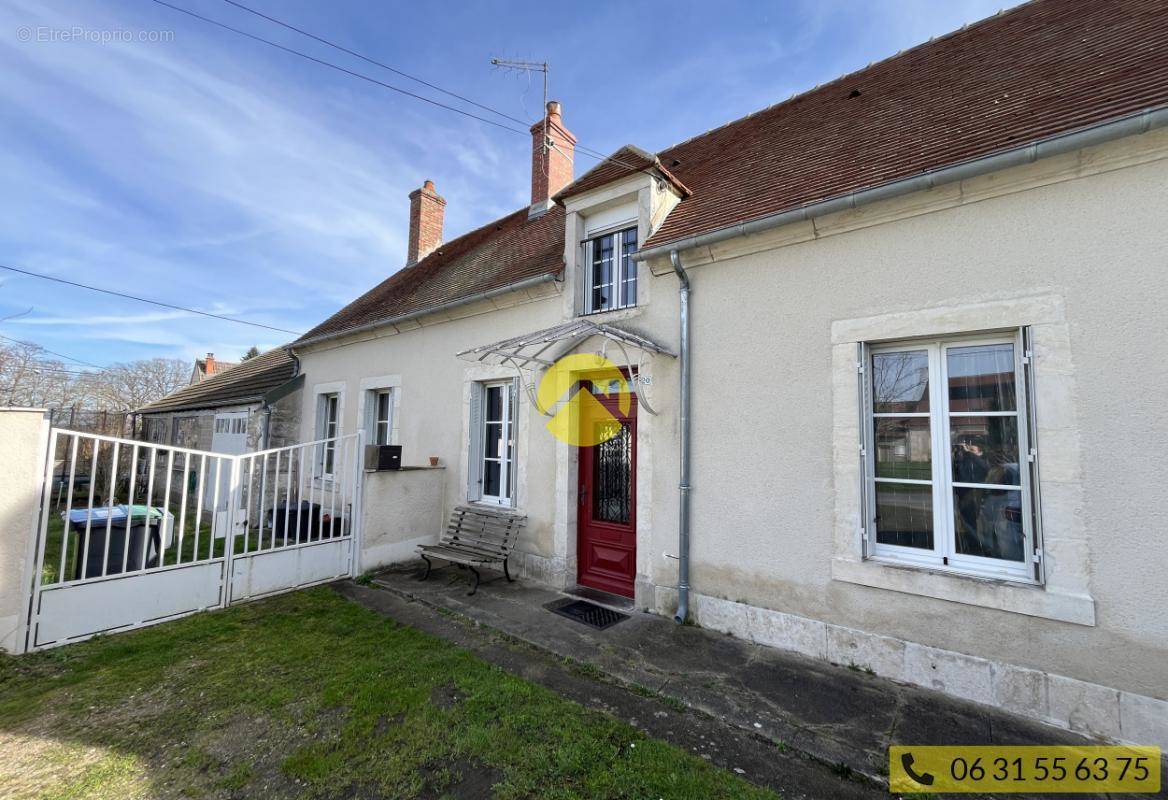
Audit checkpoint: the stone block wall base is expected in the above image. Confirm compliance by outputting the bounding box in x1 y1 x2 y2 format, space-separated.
672 591 1166 748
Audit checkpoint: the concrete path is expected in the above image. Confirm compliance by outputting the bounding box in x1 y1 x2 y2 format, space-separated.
337 581 884 799
344 565 1125 799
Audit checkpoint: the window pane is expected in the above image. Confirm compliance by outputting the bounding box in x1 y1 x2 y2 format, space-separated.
591 234 614 311
872 351 929 413
485 386 502 422
953 487 1025 562
483 461 501 497
591 377 631 397
377 392 390 423
948 343 1016 412
620 228 637 307
484 422 502 459
874 417 932 480
875 482 934 549
950 417 1021 486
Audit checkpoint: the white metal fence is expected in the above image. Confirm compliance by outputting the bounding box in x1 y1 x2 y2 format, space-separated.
26 429 364 651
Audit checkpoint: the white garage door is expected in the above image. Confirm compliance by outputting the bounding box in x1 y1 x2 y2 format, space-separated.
209 412 250 530
211 412 249 455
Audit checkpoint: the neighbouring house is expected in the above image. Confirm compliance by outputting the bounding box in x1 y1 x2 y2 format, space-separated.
138 347 302 455
188 352 238 385
290 0 1168 746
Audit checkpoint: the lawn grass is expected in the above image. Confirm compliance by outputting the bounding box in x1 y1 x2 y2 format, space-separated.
0 588 777 800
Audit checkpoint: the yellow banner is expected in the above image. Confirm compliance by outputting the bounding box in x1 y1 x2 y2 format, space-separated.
889 745 1161 793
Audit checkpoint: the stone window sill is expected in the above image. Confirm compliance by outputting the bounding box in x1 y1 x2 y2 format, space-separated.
830 557 1095 626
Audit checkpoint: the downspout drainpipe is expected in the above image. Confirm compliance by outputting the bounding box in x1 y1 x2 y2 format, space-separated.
670 249 691 624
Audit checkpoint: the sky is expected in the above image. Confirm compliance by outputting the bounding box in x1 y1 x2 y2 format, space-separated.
1 0 1014 371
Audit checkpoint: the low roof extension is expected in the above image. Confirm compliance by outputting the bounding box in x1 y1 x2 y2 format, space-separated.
137 347 297 415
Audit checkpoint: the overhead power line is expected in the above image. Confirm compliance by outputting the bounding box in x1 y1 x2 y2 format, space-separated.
155 0 654 176
16 366 94 377
150 0 528 136
220 0 529 128
0 332 106 370
0 263 302 335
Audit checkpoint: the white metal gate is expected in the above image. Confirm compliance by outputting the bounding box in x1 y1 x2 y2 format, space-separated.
25 429 364 652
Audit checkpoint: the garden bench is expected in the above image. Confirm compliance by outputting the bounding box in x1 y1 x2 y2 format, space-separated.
417 505 525 595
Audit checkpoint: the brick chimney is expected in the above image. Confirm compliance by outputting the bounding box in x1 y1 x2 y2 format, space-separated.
407 179 446 264
529 100 576 217
204 353 215 375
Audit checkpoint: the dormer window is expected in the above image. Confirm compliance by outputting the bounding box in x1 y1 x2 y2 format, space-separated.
583 227 637 314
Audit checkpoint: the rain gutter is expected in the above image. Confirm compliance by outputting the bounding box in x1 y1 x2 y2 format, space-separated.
670 249 691 624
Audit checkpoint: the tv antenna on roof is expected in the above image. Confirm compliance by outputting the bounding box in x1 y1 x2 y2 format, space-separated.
490 58 550 173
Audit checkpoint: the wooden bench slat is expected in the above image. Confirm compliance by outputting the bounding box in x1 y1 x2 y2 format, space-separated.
448 538 514 553
446 519 517 534
449 518 517 533
419 546 500 564
446 521 519 536
443 540 510 558
447 529 512 544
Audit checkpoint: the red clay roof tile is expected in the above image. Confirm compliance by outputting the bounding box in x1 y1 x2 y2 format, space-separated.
295 205 565 345
641 0 1168 251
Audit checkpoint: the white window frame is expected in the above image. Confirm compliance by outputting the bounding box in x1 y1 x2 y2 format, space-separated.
471 380 516 506
862 330 1039 583
316 392 340 477
367 388 394 446
582 225 638 314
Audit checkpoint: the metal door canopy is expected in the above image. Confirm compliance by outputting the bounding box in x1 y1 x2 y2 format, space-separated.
456 319 674 369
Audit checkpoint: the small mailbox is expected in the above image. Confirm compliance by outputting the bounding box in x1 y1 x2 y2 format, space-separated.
365 444 402 471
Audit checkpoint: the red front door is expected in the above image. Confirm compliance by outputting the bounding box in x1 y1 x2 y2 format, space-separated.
577 380 637 597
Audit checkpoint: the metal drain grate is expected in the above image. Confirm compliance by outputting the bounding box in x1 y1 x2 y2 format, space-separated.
548 599 629 630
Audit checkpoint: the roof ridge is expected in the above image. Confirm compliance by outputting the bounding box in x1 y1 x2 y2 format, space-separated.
655 2 1027 156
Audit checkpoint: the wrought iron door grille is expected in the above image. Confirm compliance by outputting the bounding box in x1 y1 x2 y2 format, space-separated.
592 421 631 523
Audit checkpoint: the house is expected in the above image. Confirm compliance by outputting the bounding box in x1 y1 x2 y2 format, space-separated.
138 347 302 454
290 0 1168 746
188 352 238 385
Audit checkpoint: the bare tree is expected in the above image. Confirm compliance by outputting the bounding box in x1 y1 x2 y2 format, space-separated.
0 340 88 407
0 339 189 412
81 358 190 412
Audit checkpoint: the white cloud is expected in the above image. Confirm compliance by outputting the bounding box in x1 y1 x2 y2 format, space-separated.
0 0 525 363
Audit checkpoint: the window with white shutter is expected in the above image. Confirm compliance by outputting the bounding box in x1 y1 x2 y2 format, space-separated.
467 379 518 506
